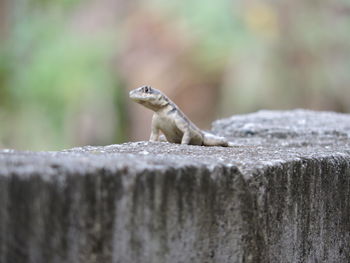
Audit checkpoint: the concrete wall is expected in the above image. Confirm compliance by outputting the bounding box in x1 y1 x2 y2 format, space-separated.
0 110 349 263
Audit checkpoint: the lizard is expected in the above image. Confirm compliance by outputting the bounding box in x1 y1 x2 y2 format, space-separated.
129 85 235 147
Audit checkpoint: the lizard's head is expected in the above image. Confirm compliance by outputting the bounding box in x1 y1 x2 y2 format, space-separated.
129 86 169 111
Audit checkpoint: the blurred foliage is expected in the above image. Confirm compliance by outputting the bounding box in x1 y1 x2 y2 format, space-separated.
151 0 249 69
0 0 350 150
0 0 125 150
152 0 350 114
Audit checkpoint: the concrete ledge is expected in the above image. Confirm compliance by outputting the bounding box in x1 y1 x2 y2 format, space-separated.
0 110 350 263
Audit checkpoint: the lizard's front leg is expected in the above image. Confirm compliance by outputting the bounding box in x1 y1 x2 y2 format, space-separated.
150 129 160 142
150 115 160 142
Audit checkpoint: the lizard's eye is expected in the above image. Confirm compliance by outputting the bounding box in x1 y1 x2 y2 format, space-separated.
144 86 149 93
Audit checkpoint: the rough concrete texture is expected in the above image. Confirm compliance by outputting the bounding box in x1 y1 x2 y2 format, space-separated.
0 109 350 263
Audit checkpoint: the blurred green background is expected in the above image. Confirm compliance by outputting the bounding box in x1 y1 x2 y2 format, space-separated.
0 0 349 150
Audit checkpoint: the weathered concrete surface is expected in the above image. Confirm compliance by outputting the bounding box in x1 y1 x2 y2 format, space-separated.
0 109 350 263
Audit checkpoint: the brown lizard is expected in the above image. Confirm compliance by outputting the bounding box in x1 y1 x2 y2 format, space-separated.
129 86 234 147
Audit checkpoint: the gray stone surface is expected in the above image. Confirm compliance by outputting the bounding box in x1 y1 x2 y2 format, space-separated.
0 109 350 263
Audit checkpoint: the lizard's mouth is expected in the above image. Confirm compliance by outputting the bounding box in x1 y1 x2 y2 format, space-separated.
129 91 152 106
129 90 142 101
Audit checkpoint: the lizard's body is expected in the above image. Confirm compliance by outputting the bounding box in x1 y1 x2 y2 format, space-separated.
129 86 234 147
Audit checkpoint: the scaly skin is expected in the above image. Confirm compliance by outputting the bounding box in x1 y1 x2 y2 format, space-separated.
129 86 234 147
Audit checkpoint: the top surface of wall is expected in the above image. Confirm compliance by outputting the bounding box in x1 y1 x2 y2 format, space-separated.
0 109 349 178
0 110 350 177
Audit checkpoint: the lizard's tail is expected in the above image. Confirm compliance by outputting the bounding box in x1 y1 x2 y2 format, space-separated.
203 132 235 147
227 141 237 147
